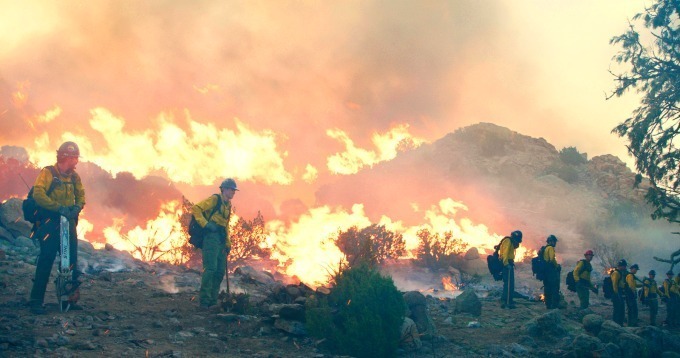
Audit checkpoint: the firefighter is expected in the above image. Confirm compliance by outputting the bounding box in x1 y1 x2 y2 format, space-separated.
499 230 522 309
625 264 640 326
610 259 628 326
642 270 660 326
542 235 561 309
573 250 598 309
664 270 680 328
192 178 237 310
29 141 86 314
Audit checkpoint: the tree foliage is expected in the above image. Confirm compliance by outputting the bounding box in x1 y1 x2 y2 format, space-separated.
334 224 406 267
559 146 587 166
413 228 468 271
305 264 405 358
609 0 680 223
229 211 271 267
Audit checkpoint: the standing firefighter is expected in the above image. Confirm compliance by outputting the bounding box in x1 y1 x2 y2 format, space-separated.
29 141 86 314
542 235 561 309
642 270 660 326
499 230 522 309
192 178 236 310
573 250 598 309
664 271 679 328
625 264 640 327
610 259 628 326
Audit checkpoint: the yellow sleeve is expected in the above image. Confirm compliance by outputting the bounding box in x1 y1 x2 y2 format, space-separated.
73 172 86 208
643 279 650 297
573 261 583 282
499 237 515 266
32 167 60 212
626 274 636 289
612 271 620 294
664 281 671 298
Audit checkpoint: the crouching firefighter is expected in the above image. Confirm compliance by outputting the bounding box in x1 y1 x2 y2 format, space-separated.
29 141 86 314
499 230 522 309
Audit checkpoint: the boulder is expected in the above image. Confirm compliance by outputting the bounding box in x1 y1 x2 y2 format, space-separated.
0 198 32 238
523 310 567 339
617 332 648 358
582 314 604 335
453 289 481 317
572 334 605 357
403 291 436 337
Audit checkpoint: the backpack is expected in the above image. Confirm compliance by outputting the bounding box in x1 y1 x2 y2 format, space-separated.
188 194 222 249
531 246 547 281
22 166 60 223
566 271 576 292
603 276 614 299
487 237 506 281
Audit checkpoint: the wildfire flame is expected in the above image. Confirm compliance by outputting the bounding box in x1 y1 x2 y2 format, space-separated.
442 276 458 291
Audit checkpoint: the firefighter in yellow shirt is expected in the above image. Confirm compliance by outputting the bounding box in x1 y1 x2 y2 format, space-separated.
610 259 628 326
573 250 597 309
642 270 660 326
542 235 561 309
625 264 640 326
499 230 522 309
665 271 680 328
29 142 86 314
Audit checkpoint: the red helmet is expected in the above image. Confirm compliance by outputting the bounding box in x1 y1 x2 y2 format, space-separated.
584 250 594 256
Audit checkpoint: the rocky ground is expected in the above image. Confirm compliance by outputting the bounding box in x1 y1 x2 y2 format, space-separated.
2 234 680 358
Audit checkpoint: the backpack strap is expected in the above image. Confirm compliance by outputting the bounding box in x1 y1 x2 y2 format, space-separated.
205 194 222 221
44 165 62 197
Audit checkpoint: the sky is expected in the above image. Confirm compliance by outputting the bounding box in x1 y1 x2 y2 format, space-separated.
2 0 672 285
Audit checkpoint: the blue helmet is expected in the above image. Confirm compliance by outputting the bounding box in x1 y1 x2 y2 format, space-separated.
510 230 522 242
547 235 558 243
219 178 239 191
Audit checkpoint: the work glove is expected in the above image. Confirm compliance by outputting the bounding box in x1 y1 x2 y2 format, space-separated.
57 206 71 218
69 205 82 219
205 222 220 233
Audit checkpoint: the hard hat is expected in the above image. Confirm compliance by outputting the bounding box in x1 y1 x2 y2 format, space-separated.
584 250 594 256
630 264 639 270
219 178 238 191
649 270 656 275
510 230 522 243
617 259 628 267
546 235 558 243
57 141 80 158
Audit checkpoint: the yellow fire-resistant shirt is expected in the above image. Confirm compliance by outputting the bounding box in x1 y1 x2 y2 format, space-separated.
573 259 593 285
643 278 659 299
626 273 638 292
543 245 559 269
33 165 86 212
191 194 232 243
498 236 516 266
611 270 628 295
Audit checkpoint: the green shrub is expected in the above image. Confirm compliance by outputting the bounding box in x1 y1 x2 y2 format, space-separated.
559 146 587 165
306 264 405 358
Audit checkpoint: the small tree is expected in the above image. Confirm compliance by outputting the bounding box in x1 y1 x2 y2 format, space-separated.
413 228 468 271
559 146 587 166
229 211 271 267
306 264 405 358
594 241 632 271
609 0 680 224
334 224 405 268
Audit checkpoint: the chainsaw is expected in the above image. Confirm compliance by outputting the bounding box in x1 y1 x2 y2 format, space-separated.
55 215 79 312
